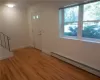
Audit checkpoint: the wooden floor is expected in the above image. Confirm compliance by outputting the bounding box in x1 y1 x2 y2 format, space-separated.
0 48 100 80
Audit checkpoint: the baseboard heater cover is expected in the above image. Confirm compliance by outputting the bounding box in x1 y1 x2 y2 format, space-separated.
51 52 100 77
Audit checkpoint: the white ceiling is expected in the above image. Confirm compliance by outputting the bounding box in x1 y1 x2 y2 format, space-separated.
0 0 86 4
0 0 86 5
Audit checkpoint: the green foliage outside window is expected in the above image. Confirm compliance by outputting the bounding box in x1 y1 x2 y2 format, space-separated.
64 24 100 39
64 1 100 39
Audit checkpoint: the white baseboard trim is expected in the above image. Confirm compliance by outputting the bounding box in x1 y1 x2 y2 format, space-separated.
11 45 34 51
42 49 51 55
51 52 100 77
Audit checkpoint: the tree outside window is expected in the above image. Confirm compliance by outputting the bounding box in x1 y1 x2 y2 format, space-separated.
64 1 100 39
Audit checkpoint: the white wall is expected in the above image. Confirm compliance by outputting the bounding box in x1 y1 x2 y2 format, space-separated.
0 4 30 50
29 2 100 71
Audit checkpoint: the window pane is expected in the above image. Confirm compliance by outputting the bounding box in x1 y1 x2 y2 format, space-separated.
84 1 100 21
64 23 78 36
82 22 100 39
64 6 79 23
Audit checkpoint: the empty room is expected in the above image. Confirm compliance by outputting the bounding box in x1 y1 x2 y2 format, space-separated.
0 0 100 80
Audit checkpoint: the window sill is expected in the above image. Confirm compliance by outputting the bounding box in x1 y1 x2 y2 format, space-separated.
61 36 79 41
61 36 100 44
81 38 100 44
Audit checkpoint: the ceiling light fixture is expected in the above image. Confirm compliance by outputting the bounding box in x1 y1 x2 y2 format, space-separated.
6 4 15 8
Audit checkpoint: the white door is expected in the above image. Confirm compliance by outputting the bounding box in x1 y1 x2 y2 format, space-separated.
32 15 42 50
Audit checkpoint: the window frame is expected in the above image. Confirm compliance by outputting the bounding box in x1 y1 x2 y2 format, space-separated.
63 6 79 38
60 1 100 42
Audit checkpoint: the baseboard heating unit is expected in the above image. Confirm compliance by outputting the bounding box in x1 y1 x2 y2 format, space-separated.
51 52 100 77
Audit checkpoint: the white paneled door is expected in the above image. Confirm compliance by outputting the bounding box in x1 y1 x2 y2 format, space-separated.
32 15 42 50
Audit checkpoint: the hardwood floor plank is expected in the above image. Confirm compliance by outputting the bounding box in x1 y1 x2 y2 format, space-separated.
0 48 100 80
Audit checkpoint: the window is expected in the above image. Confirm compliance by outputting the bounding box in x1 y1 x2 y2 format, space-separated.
64 6 79 37
60 1 100 41
83 2 100 39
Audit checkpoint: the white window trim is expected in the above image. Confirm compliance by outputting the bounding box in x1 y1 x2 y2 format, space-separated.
83 20 100 22
60 1 100 43
78 5 83 40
